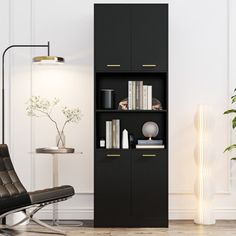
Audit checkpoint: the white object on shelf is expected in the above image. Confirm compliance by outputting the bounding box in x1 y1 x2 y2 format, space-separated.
122 129 129 149
100 139 105 148
194 104 215 225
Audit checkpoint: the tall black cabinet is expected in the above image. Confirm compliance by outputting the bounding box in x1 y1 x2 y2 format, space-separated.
94 4 168 227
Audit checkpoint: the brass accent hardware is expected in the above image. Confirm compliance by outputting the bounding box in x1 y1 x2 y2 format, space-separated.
106 64 121 67
142 154 157 157
106 154 121 157
33 56 64 64
142 64 157 68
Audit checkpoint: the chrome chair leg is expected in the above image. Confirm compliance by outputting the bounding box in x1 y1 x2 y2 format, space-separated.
31 217 66 235
0 204 67 235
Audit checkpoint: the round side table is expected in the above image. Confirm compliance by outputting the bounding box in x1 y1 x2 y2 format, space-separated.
34 147 83 226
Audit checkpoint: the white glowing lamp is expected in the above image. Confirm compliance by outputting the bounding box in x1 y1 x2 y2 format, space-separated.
194 105 215 225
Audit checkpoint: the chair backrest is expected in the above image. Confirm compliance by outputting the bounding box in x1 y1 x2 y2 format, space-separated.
0 144 31 215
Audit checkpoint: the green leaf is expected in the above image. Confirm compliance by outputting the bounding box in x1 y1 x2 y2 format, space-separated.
233 117 236 129
234 88 236 92
232 96 236 104
224 144 236 152
231 157 236 160
224 109 236 114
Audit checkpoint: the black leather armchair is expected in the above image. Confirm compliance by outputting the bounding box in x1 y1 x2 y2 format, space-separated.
0 144 75 235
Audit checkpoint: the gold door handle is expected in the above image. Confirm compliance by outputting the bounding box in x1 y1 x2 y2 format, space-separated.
106 154 121 157
142 154 157 157
142 64 157 68
106 64 121 68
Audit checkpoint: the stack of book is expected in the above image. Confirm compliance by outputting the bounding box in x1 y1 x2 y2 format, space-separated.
106 119 120 149
128 81 152 110
136 139 165 149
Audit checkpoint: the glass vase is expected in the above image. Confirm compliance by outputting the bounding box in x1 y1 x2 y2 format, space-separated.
56 131 66 149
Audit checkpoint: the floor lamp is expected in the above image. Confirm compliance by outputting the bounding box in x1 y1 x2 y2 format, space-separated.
1 41 64 225
1 41 64 144
194 105 215 225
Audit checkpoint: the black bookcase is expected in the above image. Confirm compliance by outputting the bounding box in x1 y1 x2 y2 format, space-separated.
94 4 168 227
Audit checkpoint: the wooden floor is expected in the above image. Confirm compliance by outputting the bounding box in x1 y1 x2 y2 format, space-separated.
1 220 236 236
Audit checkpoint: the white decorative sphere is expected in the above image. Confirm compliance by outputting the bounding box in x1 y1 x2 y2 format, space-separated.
142 121 159 139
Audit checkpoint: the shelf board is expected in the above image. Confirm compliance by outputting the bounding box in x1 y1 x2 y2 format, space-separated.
95 148 167 151
96 109 167 113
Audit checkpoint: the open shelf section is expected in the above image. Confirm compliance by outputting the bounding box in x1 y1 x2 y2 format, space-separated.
95 72 168 110
95 112 168 149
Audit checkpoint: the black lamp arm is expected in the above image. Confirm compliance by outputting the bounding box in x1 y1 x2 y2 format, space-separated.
1 41 50 144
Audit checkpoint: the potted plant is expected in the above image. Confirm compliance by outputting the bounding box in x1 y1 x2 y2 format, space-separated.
224 89 236 159
26 96 82 149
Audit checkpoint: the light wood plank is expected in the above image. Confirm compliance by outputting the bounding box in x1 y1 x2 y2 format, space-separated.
1 220 236 236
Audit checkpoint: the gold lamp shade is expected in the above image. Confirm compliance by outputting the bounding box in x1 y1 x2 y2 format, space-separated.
33 56 64 65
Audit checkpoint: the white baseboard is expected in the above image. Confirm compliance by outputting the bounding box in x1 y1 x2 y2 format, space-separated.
36 208 94 220
169 209 236 220
36 208 236 220
169 209 196 219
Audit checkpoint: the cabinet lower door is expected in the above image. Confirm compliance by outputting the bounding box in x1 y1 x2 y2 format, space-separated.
94 150 131 227
132 150 168 227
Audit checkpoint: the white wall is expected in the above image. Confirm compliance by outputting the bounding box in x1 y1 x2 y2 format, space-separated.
0 0 235 220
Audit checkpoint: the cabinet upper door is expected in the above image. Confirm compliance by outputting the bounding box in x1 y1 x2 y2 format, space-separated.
131 4 168 72
95 4 131 72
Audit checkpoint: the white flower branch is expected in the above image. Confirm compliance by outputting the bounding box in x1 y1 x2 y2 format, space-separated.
26 96 82 147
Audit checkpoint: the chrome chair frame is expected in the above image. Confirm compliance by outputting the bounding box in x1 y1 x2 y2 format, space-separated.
0 197 72 235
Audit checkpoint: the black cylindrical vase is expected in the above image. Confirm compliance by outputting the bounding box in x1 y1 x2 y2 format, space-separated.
100 89 115 109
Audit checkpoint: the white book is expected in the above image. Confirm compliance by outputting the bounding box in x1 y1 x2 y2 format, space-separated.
143 85 148 110
106 121 112 149
139 81 143 110
132 81 136 110
136 144 165 149
112 120 116 148
115 119 120 149
147 85 152 110
135 81 139 110
128 81 133 110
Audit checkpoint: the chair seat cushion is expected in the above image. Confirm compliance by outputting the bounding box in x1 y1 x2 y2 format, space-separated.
29 185 74 205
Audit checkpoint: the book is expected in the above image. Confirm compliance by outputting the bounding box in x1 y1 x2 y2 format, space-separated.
147 85 152 110
136 81 140 110
132 81 136 110
128 81 133 110
136 81 143 109
139 81 143 109
106 121 112 149
127 81 150 110
137 139 163 145
115 119 120 148
111 119 120 148
136 144 165 149
143 85 148 110
112 120 116 148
